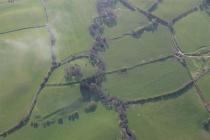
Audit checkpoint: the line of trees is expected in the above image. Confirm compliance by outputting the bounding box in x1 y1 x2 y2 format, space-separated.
147 0 162 13
30 111 79 129
131 20 159 38
171 6 198 25
64 64 83 82
202 117 210 131
8 0 14 3
82 1 137 140
119 0 136 11
137 8 170 27
97 0 118 27
125 80 194 105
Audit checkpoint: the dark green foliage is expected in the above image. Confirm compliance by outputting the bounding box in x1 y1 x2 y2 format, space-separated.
202 118 210 131
80 76 102 101
68 111 80 121
85 101 98 113
30 122 39 128
58 118 64 125
64 64 83 82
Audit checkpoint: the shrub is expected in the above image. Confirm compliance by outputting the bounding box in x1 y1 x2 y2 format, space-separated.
85 101 97 113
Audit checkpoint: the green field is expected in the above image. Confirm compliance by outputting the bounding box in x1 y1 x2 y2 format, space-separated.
175 11 210 52
127 89 210 140
0 28 50 130
46 0 97 60
1 0 210 140
198 73 210 101
102 25 172 70
103 59 190 100
154 0 200 20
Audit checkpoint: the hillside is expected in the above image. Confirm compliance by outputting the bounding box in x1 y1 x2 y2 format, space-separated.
0 0 210 140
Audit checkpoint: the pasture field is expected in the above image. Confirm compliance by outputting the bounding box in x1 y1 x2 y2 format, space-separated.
45 0 97 60
103 58 191 100
154 0 200 20
0 28 50 130
101 25 172 70
174 11 210 52
4 104 121 140
0 0 45 32
131 0 156 10
103 4 149 38
0 0 210 140
198 73 210 101
127 89 210 140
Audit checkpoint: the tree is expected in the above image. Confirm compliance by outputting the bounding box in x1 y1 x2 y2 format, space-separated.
202 118 210 131
64 64 83 82
85 101 98 113
57 118 64 125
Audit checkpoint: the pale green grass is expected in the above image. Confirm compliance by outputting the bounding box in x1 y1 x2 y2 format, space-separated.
104 4 149 38
103 58 190 100
0 0 45 32
130 0 156 10
0 29 50 130
127 88 210 140
3 104 120 140
198 73 210 101
46 0 97 60
1 0 210 140
174 11 210 52
101 25 172 70
154 0 201 20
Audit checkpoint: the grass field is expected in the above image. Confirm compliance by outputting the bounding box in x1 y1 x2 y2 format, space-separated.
101 25 172 70
1 0 210 140
198 73 210 101
131 0 156 10
174 11 210 53
4 104 121 140
103 59 190 100
46 0 97 60
127 89 210 140
0 28 50 130
154 0 200 20
0 0 119 140
104 4 149 38
0 0 45 32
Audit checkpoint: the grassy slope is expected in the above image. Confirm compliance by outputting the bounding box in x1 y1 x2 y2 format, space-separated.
0 0 45 32
198 73 210 101
0 0 210 140
4 104 121 140
127 89 210 140
103 59 190 100
101 25 172 70
131 0 156 10
0 28 50 130
154 0 200 20
104 4 149 38
46 0 97 60
175 11 210 53
0 0 119 140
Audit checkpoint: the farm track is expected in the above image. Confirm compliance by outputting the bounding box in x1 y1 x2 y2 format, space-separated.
169 29 210 114
1 0 210 139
